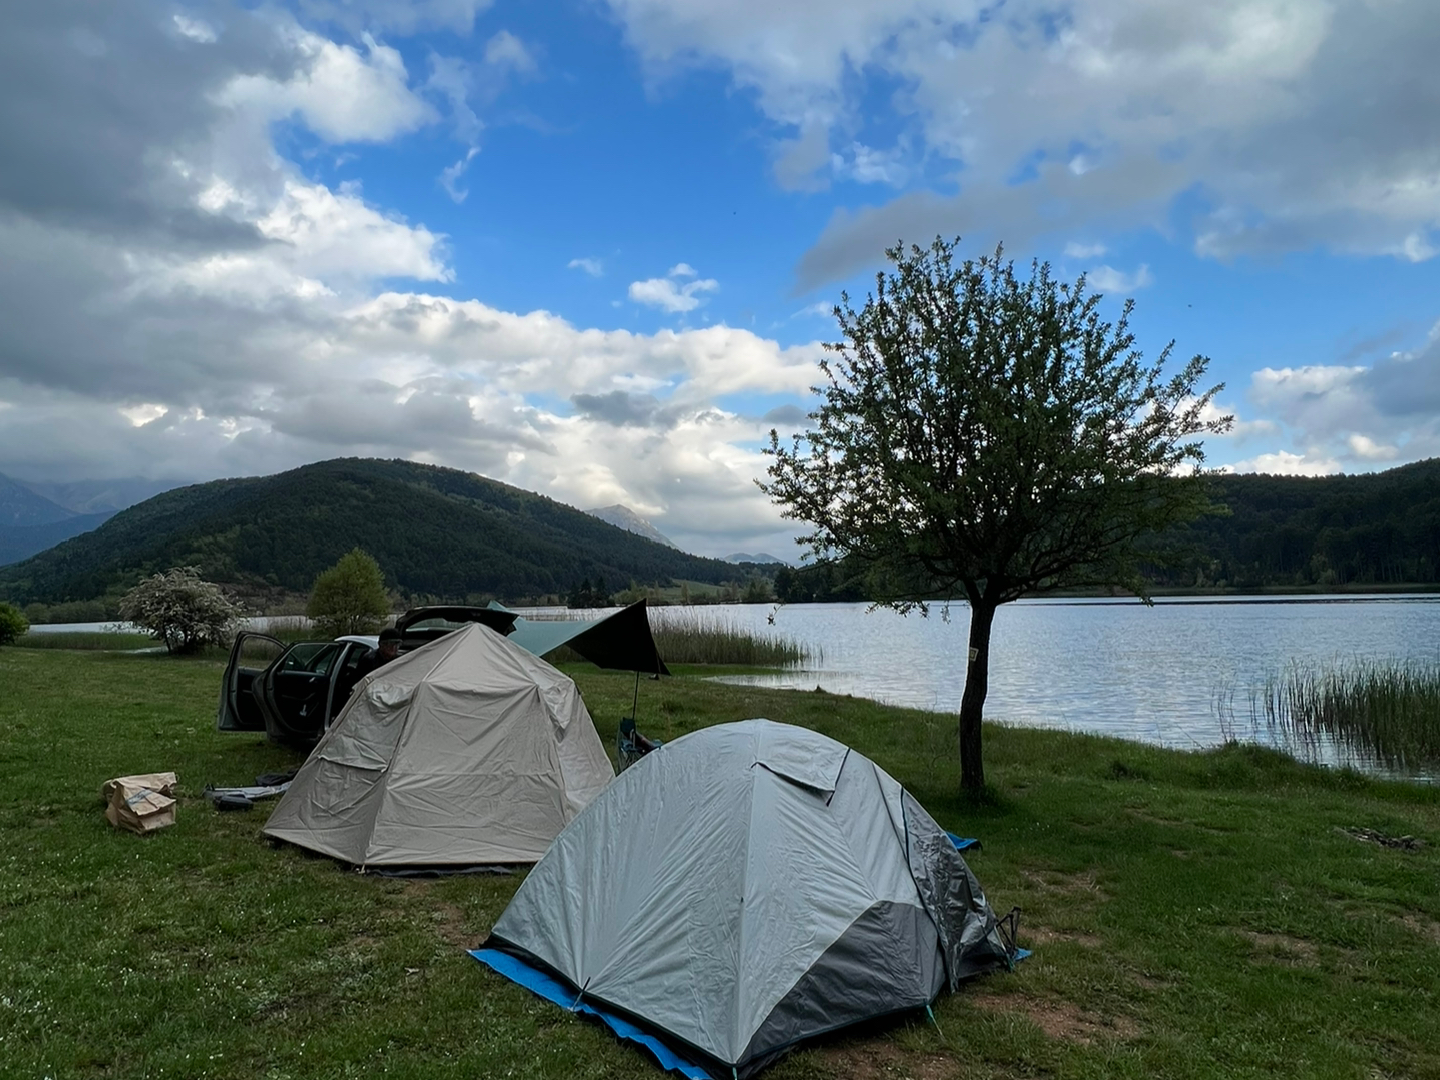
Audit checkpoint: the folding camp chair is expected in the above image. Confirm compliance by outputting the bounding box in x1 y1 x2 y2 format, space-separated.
616 717 661 772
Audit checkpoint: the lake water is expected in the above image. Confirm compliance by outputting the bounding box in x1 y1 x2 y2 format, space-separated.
36 596 1440 775
652 596 1440 776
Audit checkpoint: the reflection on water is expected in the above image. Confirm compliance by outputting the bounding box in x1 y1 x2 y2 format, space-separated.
668 596 1440 779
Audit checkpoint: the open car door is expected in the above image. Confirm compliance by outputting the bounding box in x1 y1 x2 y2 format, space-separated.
257 639 372 747
216 632 286 732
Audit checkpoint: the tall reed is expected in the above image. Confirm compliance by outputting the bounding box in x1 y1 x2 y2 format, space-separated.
1251 657 1440 769
650 610 815 667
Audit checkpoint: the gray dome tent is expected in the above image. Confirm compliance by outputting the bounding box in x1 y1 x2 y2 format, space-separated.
264 622 614 869
482 719 1016 1077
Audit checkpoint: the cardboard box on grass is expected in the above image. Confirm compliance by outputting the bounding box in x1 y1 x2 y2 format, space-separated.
102 772 177 834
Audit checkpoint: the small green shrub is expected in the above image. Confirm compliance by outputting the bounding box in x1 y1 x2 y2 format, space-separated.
0 601 28 646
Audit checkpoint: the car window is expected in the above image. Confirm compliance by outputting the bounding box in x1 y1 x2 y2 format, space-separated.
403 617 465 631
236 635 285 669
280 642 344 676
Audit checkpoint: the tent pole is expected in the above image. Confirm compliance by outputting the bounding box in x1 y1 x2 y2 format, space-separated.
631 669 640 720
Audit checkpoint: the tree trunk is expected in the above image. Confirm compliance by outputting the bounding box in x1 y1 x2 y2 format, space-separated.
958 598 997 797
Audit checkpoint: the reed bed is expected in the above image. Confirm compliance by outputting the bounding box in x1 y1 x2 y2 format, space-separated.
545 608 815 668
1251 657 1440 769
648 609 815 667
14 631 157 651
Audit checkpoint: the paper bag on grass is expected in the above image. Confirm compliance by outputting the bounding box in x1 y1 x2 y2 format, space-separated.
102 772 177 834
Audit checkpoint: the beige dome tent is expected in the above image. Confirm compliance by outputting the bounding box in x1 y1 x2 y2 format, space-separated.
264 622 615 869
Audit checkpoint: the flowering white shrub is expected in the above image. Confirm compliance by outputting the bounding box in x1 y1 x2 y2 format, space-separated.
119 567 244 654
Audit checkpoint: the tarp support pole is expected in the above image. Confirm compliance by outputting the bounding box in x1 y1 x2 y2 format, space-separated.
631 669 640 721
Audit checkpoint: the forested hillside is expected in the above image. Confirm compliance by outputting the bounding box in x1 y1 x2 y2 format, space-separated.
0 458 742 607
774 458 1440 601
1149 459 1440 589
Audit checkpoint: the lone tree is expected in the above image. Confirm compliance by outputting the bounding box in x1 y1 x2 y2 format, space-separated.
308 548 389 636
120 567 244 654
762 237 1231 796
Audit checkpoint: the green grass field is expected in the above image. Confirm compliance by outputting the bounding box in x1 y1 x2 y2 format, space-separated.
2 647 1439 1080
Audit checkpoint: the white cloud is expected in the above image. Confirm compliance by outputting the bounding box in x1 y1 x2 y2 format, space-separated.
1064 241 1108 259
1195 398 1276 442
220 29 434 144
1086 264 1153 294
832 141 909 187
792 301 836 319
119 403 169 427
629 265 720 313
1215 339 1440 477
427 54 484 145
1347 433 1400 461
1222 450 1342 477
605 0 1440 284
484 30 536 72
439 147 479 203
568 257 604 277
172 13 218 44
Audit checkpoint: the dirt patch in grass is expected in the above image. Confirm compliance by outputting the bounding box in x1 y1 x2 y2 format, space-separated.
813 1041 956 1080
1023 925 1102 948
1398 912 1440 946
430 901 474 948
1020 869 1107 901
1129 970 1172 991
1237 930 1319 965
969 989 1139 1045
402 882 476 949
1125 808 1230 834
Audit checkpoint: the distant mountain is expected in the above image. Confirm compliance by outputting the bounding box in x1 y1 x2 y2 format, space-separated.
0 473 75 527
726 552 789 565
584 504 677 549
0 513 115 568
21 477 176 515
0 458 746 606
0 472 162 567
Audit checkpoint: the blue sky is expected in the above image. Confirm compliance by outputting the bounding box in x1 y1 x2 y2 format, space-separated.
1 0 1438 557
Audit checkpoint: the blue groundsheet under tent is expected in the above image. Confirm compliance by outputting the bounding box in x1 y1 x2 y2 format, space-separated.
470 948 715 1079
471 833 1029 1080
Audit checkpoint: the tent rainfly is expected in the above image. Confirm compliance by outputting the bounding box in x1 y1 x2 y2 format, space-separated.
263 622 615 869
479 719 1018 1078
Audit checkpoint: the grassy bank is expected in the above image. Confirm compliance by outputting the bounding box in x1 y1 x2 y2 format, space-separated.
2 647 1439 1080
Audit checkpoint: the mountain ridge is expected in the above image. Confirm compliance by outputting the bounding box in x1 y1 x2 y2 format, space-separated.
0 458 750 606
0 473 76 527
583 504 677 549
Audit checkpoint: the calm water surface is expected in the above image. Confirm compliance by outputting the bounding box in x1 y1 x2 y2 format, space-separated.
656 596 1440 774
38 598 1438 774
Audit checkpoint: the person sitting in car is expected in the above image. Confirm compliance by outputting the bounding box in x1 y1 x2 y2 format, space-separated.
353 626 402 681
